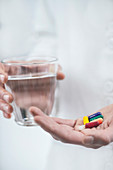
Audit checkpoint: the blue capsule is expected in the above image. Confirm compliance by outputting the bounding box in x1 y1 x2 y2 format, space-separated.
88 112 102 121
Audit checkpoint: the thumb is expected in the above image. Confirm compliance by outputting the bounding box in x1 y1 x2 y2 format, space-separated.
29 107 45 117
82 129 111 147
57 65 65 80
83 136 94 146
57 72 65 80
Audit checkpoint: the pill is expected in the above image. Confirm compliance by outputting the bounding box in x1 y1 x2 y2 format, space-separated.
83 116 89 125
90 118 103 124
89 114 103 122
85 121 99 128
88 112 102 120
78 125 85 131
78 119 103 130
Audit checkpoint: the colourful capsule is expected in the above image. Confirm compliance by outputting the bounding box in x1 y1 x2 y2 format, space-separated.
90 118 103 124
78 119 103 130
88 112 102 120
83 116 89 125
85 121 99 128
89 114 103 122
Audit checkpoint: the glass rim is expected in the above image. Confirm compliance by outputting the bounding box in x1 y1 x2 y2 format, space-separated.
1 56 58 66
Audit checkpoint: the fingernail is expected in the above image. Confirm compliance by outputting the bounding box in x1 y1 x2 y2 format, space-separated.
84 136 94 145
0 75 5 82
3 95 10 102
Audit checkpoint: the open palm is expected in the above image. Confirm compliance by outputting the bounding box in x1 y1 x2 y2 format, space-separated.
30 105 113 148
30 104 113 149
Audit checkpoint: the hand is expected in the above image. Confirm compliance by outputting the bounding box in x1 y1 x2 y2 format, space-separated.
29 104 113 149
0 62 64 118
0 63 13 118
80 104 113 148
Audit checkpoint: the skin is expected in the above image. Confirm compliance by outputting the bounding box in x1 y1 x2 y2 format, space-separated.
1 62 113 149
0 63 13 118
29 104 113 149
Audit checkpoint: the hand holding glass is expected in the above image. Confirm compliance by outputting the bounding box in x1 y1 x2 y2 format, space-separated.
1 56 58 126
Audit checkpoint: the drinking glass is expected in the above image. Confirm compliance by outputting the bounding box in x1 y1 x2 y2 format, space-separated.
1 56 58 126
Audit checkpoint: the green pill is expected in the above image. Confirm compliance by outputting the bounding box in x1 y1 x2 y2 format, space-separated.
90 115 103 122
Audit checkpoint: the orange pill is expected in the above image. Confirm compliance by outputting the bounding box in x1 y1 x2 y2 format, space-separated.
90 118 103 124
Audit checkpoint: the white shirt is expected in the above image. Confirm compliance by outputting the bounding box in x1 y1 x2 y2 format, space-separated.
0 0 113 170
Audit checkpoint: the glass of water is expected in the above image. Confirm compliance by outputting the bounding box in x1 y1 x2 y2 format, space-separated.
1 56 58 126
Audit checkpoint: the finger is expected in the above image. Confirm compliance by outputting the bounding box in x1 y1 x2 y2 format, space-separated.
29 106 46 117
51 117 76 127
0 86 13 103
76 118 83 126
0 72 8 84
0 62 8 83
34 115 87 145
82 135 95 148
57 72 65 80
97 120 110 130
3 111 12 119
82 128 112 147
30 107 96 146
30 107 76 127
34 115 60 134
0 99 13 114
97 122 106 130
102 120 110 129
74 118 83 130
